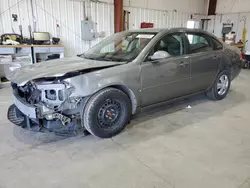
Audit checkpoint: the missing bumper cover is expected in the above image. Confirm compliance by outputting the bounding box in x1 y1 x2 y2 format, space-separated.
45 113 71 126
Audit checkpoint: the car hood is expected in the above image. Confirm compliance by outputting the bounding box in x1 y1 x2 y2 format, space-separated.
8 57 124 85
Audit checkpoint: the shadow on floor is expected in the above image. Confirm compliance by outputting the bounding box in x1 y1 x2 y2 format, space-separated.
111 89 246 145
13 127 68 145
132 89 245 126
12 89 246 146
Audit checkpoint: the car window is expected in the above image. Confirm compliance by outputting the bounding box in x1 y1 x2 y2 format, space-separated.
211 38 223 50
146 33 184 60
83 32 156 62
100 36 151 53
187 33 213 53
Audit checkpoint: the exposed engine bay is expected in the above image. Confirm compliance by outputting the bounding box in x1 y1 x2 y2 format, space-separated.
9 80 87 136
6 56 126 136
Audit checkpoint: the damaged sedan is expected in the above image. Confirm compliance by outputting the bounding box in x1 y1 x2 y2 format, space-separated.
7 28 242 138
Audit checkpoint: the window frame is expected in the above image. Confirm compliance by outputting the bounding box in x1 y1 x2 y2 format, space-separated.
185 32 215 54
211 37 223 51
143 32 188 62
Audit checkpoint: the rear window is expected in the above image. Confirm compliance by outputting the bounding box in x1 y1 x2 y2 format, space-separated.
212 38 223 50
187 33 213 53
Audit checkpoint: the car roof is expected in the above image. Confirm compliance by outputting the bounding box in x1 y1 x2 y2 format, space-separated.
128 28 165 33
128 28 209 34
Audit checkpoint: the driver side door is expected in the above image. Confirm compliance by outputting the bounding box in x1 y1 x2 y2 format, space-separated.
141 32 192 107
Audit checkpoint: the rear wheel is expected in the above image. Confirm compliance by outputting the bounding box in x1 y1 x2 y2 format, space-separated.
206 70 231 100
82 88 132 138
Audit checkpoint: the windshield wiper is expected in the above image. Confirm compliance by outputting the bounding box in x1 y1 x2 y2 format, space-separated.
97 57 115 61
77 53 86 58
87 57 116 62
81 53 123 62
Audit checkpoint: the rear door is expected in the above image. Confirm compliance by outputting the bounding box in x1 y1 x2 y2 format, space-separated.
185 32 221 92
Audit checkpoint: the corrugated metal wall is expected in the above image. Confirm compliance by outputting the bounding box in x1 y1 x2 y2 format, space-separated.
0 0 33 36
124 0 207 14
1 0 205 56
216 0 250 14
207 13 250 51
125 7 192 29
0 0 114 56
32 0 114 56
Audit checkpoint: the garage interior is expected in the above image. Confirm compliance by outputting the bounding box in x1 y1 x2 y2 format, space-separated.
1 0 250 187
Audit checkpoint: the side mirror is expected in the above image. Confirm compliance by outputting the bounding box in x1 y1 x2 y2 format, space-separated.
150 51 171 61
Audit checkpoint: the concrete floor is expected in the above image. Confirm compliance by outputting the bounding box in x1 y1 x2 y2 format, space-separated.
0 70 250 188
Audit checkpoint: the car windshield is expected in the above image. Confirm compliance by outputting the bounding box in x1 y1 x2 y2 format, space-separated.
82 31 156 62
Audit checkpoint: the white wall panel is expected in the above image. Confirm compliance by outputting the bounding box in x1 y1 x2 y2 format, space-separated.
1 0 205 57
216 0 250 14
207 13 250 51
125 6 193 29
0 0 114 56
207 13 240 37
0 0 32 37
124 0 207 13
31 0 114 56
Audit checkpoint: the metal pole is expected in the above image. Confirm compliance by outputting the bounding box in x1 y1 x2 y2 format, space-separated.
114 0 123 33
30 0 36 32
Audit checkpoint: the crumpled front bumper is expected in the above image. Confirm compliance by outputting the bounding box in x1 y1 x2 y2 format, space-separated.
7 104 38 131
8 82 88 136
7 104 84 136
13 95 37 119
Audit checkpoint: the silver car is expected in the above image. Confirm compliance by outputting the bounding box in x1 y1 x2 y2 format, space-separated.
7 28 241 138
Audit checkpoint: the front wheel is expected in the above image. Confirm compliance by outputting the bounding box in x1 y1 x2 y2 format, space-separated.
82 88 132 138
206 71 231 100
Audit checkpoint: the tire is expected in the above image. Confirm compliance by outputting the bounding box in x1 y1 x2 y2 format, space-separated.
7 104 26 127
82 88 132 138
206 70 231 100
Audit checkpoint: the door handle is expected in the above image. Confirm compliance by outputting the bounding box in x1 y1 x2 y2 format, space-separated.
178 61 189 68
213 56 218 60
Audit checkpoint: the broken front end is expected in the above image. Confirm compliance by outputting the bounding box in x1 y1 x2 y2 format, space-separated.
8 81 86 136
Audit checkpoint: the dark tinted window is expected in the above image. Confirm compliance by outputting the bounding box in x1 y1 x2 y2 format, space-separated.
148 33 185 59
187 33 213 53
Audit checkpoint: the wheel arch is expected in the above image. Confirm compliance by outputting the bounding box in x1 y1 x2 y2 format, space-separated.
85 84 138 115
207 55 232 92
220 50 234 74
109 85 138 115
219 60 232 73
